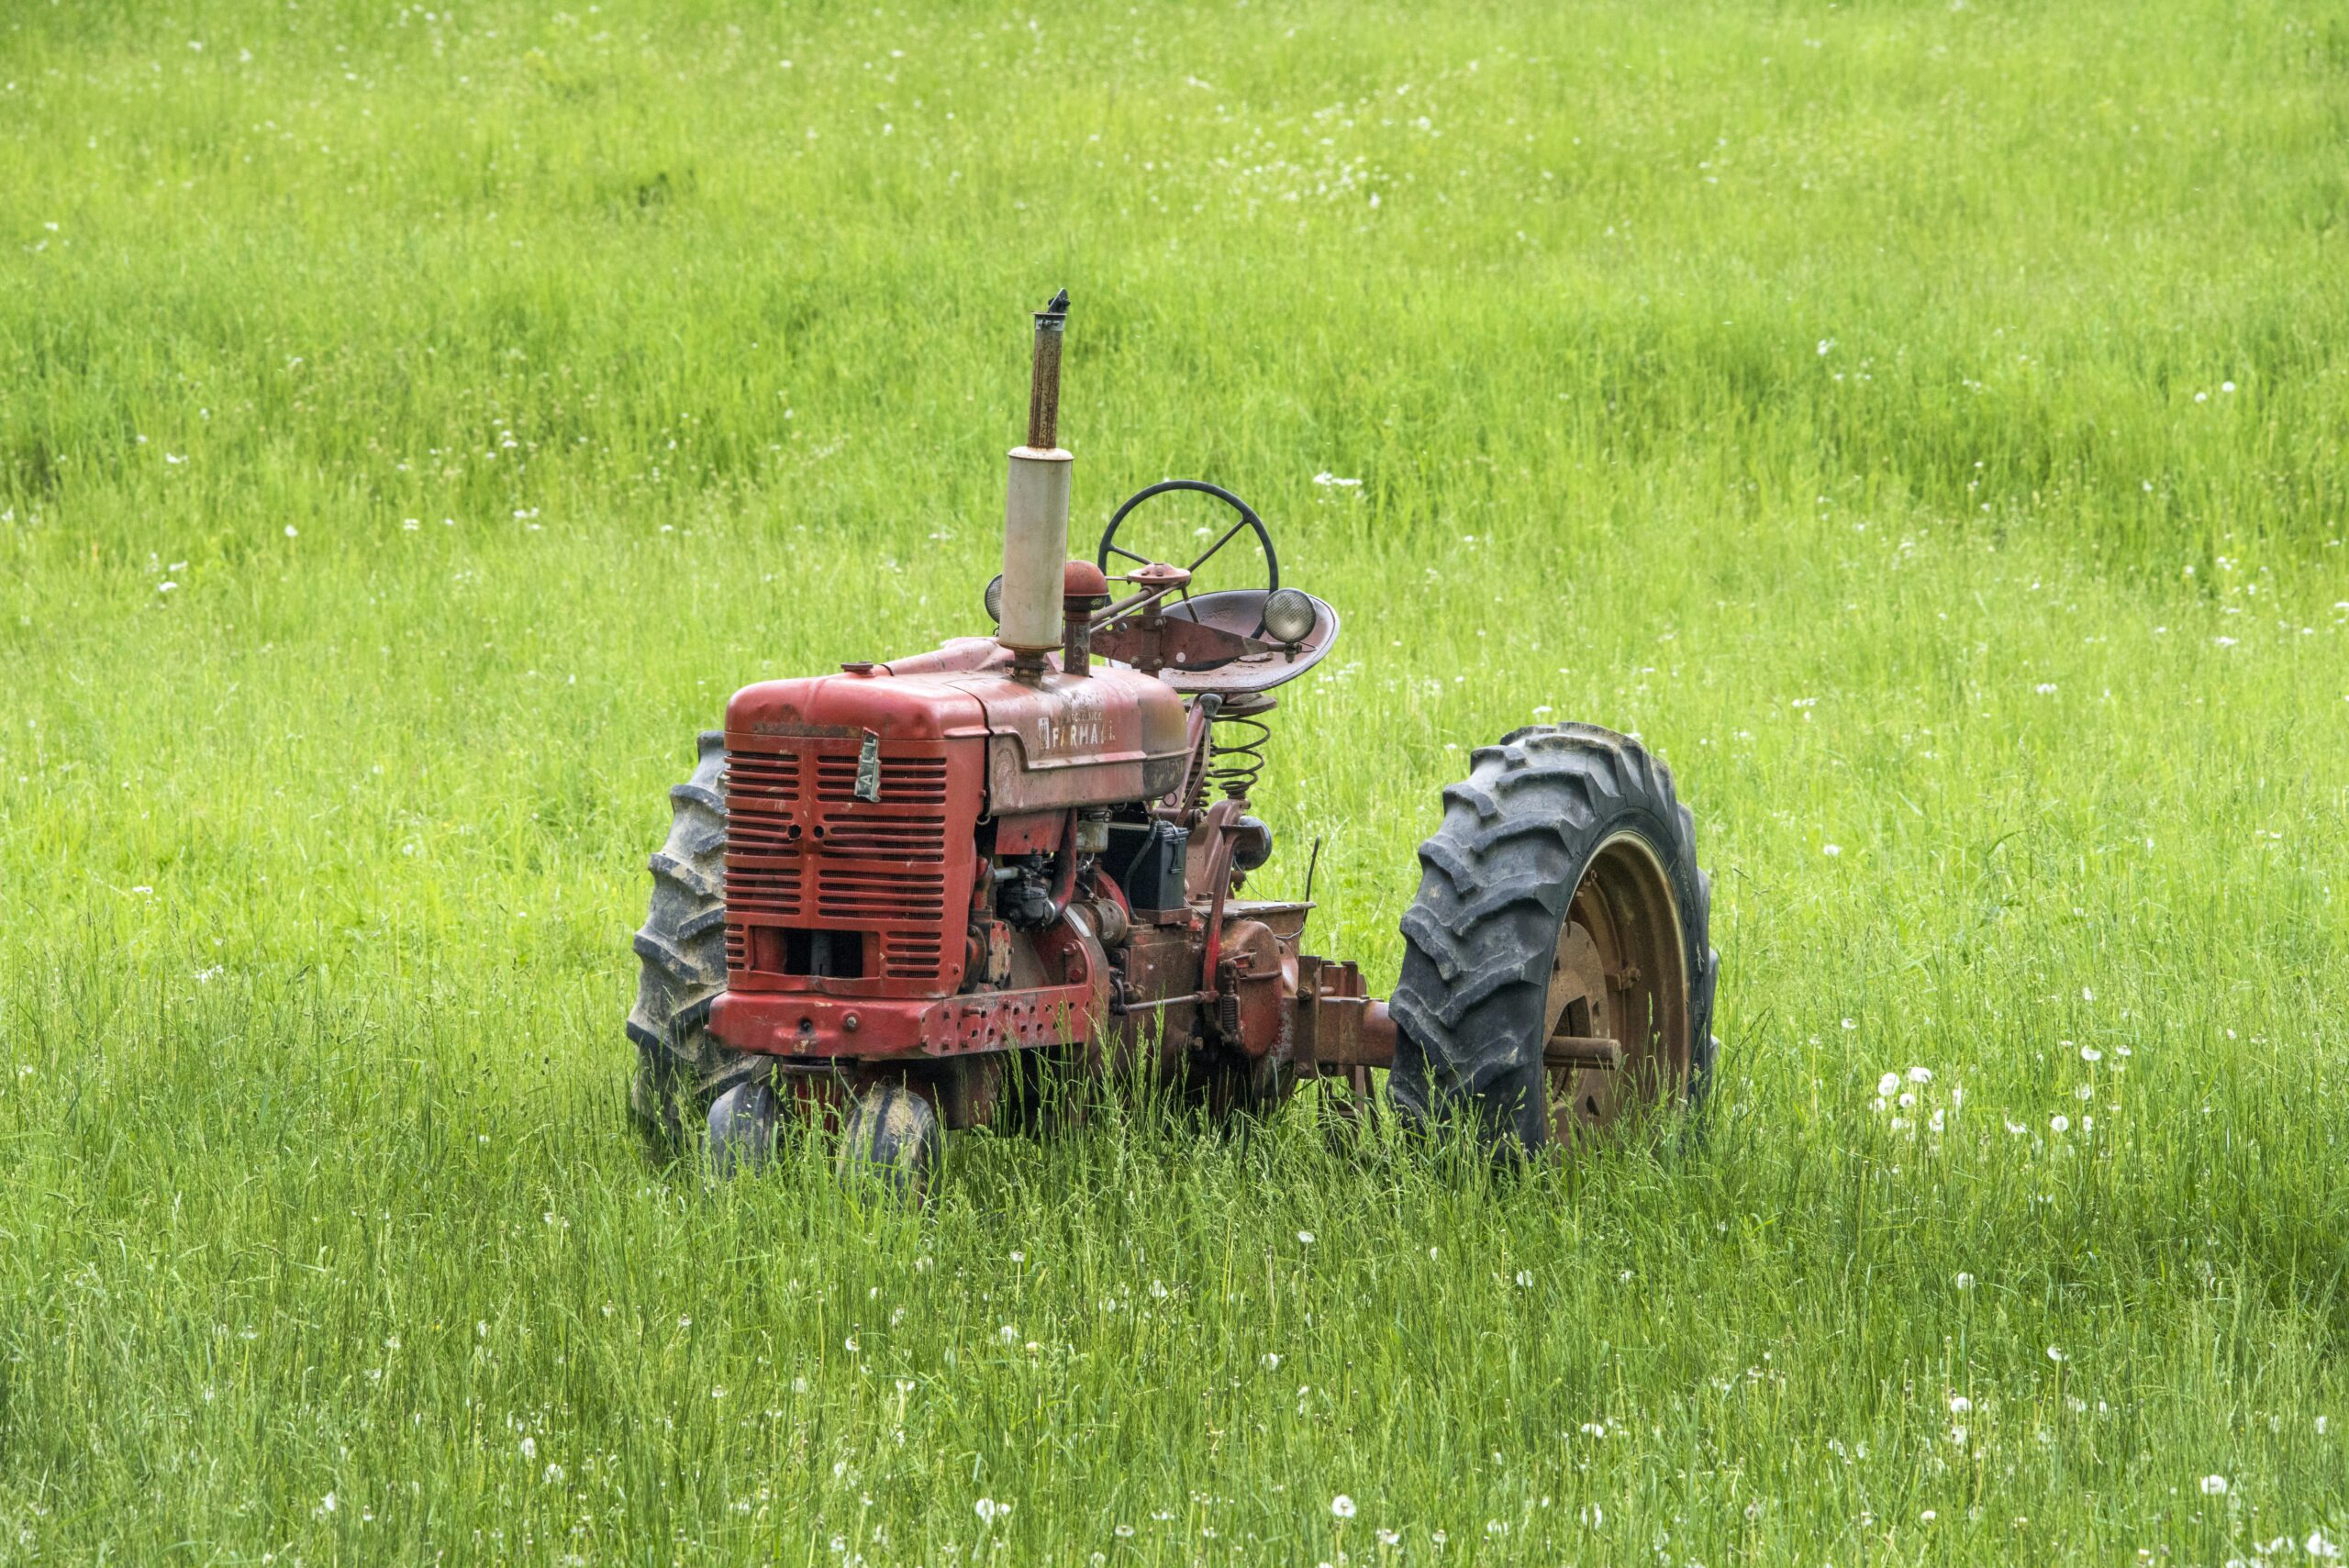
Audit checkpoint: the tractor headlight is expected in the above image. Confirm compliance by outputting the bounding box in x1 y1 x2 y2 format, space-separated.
1262 587 1317 644
985 573 1005 625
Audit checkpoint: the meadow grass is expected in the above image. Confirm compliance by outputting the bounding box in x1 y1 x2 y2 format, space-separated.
3 0 2348 1562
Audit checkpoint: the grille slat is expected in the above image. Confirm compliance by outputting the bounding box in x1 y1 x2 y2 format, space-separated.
814 757 949 805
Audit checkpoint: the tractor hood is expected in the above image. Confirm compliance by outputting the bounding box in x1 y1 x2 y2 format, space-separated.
725 636 1190 813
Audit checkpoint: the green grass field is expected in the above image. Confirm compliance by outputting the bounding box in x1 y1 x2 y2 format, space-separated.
5 0 2348 1561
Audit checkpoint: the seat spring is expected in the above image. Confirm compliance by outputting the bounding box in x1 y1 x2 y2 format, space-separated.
1203 711 1271 803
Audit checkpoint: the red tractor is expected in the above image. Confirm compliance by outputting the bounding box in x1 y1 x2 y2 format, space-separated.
628 293 1719 1195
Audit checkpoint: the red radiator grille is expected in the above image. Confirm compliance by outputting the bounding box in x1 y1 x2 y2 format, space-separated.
724 740 967 987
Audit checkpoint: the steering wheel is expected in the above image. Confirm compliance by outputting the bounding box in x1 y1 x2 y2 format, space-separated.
1097 480 1279 593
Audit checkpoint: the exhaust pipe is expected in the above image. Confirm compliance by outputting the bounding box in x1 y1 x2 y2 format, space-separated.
998 289 1073 664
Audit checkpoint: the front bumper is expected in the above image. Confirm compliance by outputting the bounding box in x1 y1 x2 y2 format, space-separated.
709 979 1106 1060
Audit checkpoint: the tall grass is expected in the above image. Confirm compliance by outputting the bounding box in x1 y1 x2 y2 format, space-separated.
2 0 2345 1561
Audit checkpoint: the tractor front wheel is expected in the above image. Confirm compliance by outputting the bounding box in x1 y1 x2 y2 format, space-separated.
1389 724 1718 1157
837 1084 944 1205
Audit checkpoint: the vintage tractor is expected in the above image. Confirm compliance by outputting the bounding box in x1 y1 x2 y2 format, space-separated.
627 292 1719 1195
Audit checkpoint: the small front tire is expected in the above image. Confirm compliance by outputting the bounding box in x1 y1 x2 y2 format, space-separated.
707 1080 781 1176
837 1084 944 1206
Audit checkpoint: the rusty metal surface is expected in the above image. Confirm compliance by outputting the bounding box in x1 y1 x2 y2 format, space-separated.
711 977 1099 1059
1215 918 1286 1058
1091 589 1341 696
1027 289 1068 450
714 901 1108 1060
1542 834 1690 1139
1289 956 1395 1071
718 733 985 1002
954 667 1191 809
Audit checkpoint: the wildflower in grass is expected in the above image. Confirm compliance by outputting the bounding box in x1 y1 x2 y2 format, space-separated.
1262 1352 1280 1370
2308 1530 2340 1558
543 1462 564 1485
1297 1229 1316 1244
2051 1115 2070 1133
1114 1525 1133 1538
1955 1272 1976 1290
1821 843 1842 857
1949 1395 1972 1414
1876 1072 1899 1096
2081 1046 2102 1062
285 525 298 537
2047 1345 2067 1364
844 1336 859 1353
1331 1495 1355 1519
1514 1270 1533 1287
2201 1475 2228 1496
1908 1066 1932 1084
519 1435 536 1460
998 1326 1019 1345
1949 1425 1967 1446
315 1492 337 1518
1377 1529 1401 1546
975 1498 1005 1523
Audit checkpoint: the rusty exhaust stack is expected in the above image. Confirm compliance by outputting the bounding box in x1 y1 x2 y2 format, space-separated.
998 289 1073 672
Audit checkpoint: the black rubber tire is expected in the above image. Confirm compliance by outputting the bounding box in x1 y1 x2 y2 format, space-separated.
1182 1045 1295 1124
627 731 763 1151
1388 723 1719 1156
837 1084 944 1205
707 1079 781 1177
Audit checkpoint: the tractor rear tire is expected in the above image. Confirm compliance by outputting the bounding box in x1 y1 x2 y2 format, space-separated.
1389 723 1718 1158
627 731 763 1152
